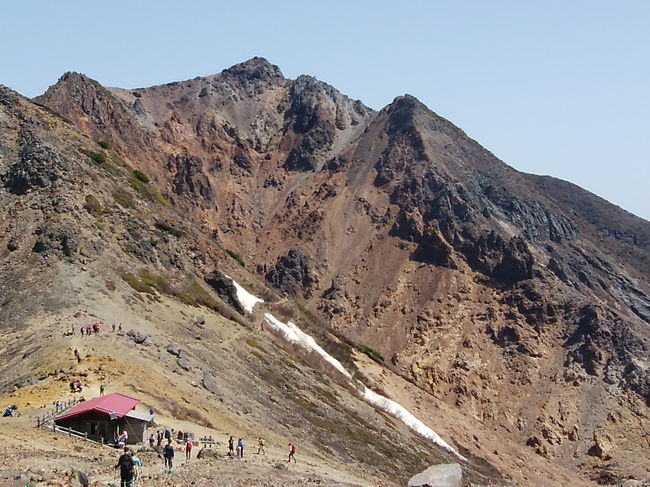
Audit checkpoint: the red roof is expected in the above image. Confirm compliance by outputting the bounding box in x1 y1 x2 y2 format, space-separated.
55 393 140 422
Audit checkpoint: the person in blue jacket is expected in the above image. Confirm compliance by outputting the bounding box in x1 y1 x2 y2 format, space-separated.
237 438 244 459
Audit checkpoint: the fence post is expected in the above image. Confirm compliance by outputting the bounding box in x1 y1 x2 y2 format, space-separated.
84 432 88 442
68 427 72 436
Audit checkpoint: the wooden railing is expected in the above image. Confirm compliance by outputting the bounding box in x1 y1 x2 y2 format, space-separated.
51 424 100 444
35 398 79 428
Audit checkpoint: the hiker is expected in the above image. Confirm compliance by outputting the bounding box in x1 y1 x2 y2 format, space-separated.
149 433 155 448
132 454 142 482
185 439 193 460
55 401 61 412
80 326 84 337
99 384 105 396
228 435 234 456
74 348 81 363
112 323 116 332
237 438 244 459
74 381 82 392
157 430 163 447
288 443 296 462
257 437 265 455
69 381 76 393
3 406 12 417
86 325 92 336
163 441 174 472
115 447 135 487
118 323 123 332
164 428 171 442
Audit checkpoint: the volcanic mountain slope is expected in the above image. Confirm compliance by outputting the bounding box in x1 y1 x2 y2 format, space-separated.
0 85 513 487
0 56 647 485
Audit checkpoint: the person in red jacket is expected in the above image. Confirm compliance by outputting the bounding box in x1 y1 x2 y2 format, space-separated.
185 439 193 460
288 443 296 463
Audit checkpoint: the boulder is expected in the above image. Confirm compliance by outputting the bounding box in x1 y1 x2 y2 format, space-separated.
202 373 221 396
177 356 191 371
128 332 148 344
407 463 462 487
197 447 219 459
7 237 18 251
166 344 182 357
589 431 614 460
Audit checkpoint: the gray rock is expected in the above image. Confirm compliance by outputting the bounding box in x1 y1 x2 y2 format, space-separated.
7 237 18 251
265 249 316 296
32 223 79 259
197 447 219 459
177 355 191 371
132 333 148 345
407 463 462 487
202 373 221 396
3 133 73 195
166 344 182 356
204 271 244 313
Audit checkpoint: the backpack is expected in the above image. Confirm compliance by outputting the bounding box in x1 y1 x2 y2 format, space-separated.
290 445 296 453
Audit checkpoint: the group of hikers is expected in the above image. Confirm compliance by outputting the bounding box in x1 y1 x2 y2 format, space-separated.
67 322 123 338
115 447 142 487
112 427 298 483
80 323 102 336
227 435 297 462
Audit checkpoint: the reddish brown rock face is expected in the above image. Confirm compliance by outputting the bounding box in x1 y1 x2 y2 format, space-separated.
0 57 646 485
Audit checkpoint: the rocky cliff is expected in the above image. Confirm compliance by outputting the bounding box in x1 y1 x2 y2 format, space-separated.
1 57 647 485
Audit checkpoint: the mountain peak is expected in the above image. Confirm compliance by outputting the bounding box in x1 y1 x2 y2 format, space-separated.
220 56 284 82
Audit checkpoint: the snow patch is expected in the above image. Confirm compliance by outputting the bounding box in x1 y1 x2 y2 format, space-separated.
263 313 353 381
362 387 465 460
262 313 465 460
225 276 264 313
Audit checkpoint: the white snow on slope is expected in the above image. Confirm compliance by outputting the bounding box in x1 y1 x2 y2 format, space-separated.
362 386 465 460
225 275 264 313
262 312 465 460
264 313 353 381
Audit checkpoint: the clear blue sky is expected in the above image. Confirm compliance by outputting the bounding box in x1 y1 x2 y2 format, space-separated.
2 0 648 220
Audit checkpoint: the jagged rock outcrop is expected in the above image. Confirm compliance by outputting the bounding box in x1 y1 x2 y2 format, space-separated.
3 132 73 195
265 249 316 296
23 58 650 484
204 271 244 314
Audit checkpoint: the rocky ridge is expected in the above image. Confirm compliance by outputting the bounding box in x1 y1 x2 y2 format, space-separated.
0 57 647 485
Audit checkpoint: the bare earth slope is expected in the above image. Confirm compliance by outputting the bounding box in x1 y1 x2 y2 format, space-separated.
1 85 505 486
0 57 647 485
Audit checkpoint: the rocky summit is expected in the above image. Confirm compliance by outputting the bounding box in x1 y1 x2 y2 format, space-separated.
0 57 648 486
